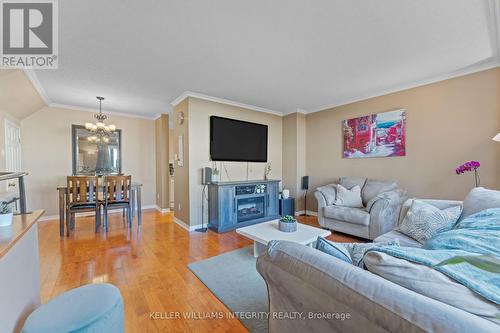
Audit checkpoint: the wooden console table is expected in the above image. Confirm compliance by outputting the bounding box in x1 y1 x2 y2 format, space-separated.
57 182 142 236
0 210 44 333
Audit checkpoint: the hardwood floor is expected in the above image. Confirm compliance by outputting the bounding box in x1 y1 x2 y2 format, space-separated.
38 210 362 333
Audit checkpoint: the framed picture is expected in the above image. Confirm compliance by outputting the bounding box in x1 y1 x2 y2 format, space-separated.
343 109 406 158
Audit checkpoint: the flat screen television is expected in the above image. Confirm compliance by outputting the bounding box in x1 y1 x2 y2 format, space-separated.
210 116 268 162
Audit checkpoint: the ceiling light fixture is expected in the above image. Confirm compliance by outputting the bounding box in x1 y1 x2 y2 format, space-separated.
85 96 116 143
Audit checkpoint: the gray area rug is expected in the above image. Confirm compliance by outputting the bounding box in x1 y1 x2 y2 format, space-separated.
188 246 268 333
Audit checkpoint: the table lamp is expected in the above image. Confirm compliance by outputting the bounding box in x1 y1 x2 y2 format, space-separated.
493 133 500 142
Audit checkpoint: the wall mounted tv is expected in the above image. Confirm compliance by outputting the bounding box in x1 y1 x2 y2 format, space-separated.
210 116 268 162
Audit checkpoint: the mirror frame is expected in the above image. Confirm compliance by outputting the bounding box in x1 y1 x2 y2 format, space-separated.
71 124 122 175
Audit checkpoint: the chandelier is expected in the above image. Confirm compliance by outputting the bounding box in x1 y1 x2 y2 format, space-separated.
85 96 116 144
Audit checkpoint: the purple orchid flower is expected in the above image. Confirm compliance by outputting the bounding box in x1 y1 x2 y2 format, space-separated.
455 160 481 187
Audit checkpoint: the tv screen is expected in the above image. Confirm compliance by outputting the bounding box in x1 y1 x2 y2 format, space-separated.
210 116 268 162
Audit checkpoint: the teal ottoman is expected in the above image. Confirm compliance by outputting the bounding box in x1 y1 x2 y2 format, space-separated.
22 283 124 333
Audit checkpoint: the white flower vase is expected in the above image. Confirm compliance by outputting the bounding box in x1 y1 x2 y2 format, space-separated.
0 212 13 227
212 174 219 182
282 189 290 199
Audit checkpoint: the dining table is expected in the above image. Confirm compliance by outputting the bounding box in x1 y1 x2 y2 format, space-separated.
56 181 143 236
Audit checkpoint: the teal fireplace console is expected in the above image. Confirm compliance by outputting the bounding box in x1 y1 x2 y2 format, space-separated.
208 179 280 233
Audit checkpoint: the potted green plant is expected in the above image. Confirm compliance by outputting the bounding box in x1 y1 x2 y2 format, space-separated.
0 202 13 227
212 167 220 182
279 215 297 232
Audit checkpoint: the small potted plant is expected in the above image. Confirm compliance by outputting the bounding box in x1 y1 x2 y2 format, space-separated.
279 215 297 232
212 167 220 182
0 202 13 227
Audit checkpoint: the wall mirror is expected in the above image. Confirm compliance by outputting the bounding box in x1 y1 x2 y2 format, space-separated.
72 125 122 175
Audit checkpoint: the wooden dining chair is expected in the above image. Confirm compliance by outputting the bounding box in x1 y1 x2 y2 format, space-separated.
66 176 100 236
102 175 132 231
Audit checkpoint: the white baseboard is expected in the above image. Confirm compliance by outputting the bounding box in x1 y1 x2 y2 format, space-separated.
173 217 203 232
155 205 171 214
37 205 157 222
294 210 318 217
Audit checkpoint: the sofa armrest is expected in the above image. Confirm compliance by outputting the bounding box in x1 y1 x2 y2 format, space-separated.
314 191 328 227
398 199 463 225
366 189 408 239
256 241 498 333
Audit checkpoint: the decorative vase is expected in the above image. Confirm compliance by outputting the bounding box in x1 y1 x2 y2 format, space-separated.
0 212 13 227
212 174 219 182
282 189 290 199
279 218 297 232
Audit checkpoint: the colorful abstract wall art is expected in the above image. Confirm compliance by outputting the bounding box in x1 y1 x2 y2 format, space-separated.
343 109 406 158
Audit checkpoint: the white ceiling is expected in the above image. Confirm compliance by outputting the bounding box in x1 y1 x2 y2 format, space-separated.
32 0 500 118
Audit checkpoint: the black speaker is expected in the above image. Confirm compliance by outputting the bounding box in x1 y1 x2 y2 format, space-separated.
301 176 309 190
202 167 212 185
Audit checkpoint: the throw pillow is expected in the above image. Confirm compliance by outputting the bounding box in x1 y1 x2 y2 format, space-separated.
398 200 462 244
316 184 337 206
316 237 399 269
333 184 363 208
315 237 352 264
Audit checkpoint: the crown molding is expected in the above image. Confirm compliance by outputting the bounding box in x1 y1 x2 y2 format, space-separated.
306 60 500 114
170 91 283 117
48 103 158 120
305 0 500 113
24 0 500 119
23 70 159 120
23 69 51 105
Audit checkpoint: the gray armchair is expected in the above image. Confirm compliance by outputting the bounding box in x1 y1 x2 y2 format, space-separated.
315 177 407 240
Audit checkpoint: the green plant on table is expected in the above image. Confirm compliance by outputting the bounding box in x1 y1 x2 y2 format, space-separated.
280 215 296 223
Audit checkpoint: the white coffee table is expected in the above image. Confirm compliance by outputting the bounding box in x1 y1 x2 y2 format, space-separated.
236 219 331 257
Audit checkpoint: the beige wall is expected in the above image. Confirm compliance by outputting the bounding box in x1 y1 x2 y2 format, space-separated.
155 114 170 210
0 70 45 120
21 106 156 216
173 99 190 223
0 70 45 171
306 68 500 211
282 113 306 212
186 97 283 226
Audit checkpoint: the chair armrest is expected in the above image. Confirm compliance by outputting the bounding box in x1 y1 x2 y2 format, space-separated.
314 191 327 227
367 189 408 239
256 241 493 333
314 191 327 208
366 189 407 212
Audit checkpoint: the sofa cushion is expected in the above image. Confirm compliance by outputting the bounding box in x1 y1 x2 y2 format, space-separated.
361 179 398 205
324 205 370 226
364 251 500 324
398 200 462 244
339 177 367 190
333 184 363 208
316 184 337 206
459 187 500 222
374 230 422 248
